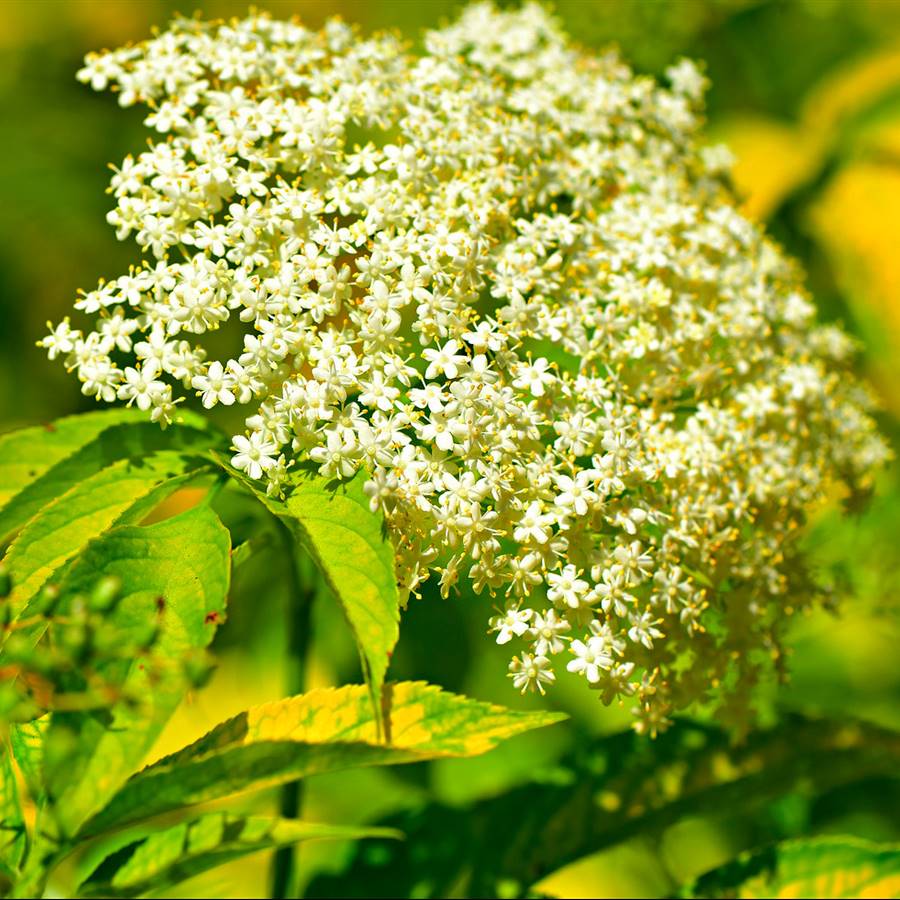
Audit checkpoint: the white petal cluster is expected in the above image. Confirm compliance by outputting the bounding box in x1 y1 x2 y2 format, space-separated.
44 3 889 732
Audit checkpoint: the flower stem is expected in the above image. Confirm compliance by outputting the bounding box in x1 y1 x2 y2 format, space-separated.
270 522 315 900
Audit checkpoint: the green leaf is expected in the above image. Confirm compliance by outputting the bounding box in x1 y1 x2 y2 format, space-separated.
0 417 219 545
44 504 231 838
305 715 900 899
686 836 900 898
1 451 212 624
0 746 26 875
273 471 400 727
82 681 566 837
218 459 400 734
0 409 145 510
76 813 400 898
9 718 47 808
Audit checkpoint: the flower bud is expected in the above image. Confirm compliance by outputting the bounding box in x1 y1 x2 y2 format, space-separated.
31 584 60 617
89 575 123 612
57 622 90 664
2 633 34 665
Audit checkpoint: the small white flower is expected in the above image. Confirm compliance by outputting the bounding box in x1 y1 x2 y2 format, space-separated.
117 359 165 411
232 432 279 480
567 637 613 684
422 339 468 380
546 565 589 609
528 609 571 655
309 430 361 480
509 653 555 695
665 58 708 102
363 470 398 513
555 473 598 518
513 502 555 545
39 319 80 360
628 611 664 649
489 606 533 645
512 358 555 397
191 361 236 408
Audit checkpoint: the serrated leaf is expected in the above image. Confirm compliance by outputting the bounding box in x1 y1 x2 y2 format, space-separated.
0 417 219 545
686 836 900 899
44 505 231 838
271 472 400 728
82 681 566 837
0 409 145 510
305 715 900 899
1 451 212 624
218 459 400 735
76 813 400 898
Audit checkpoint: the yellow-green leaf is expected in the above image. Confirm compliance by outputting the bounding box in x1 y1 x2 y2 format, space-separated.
687 836 900 899
82 682 566 837
9 718 47 808
0 748 25 876
1 452 209 624
0 409 145 510
0 417 218 545
76 813 399 899
275 472 400 721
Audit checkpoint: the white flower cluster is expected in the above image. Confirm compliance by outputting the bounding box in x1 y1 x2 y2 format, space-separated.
45 3 889 732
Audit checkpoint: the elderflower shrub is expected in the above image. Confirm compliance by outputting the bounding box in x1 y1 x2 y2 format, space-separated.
42 2 889 733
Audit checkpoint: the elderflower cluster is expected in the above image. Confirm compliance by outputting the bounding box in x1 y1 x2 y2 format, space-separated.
44 3 889 732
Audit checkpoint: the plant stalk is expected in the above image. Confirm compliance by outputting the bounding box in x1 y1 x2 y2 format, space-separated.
269 522 316 900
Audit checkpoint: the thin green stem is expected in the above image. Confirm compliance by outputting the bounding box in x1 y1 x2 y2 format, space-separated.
269 521 315 900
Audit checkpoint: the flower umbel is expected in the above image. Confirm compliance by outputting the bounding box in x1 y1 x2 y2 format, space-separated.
45 3 889 732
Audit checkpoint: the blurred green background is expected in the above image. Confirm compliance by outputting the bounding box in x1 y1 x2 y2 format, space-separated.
3 1 900 897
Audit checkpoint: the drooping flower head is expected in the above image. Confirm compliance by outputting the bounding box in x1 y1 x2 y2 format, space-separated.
44 3 889 733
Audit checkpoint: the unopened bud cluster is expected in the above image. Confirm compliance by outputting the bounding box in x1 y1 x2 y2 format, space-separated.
0 567 211 723
43 3 889 731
